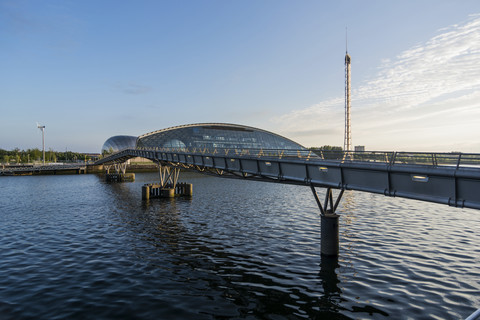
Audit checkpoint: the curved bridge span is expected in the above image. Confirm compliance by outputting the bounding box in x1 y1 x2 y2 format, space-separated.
96 147 480 211
96 122 480 256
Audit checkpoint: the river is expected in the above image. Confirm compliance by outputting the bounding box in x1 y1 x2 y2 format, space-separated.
0 172 478 319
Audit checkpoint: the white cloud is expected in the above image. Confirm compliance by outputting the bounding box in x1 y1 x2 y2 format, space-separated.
115 82 153 95
271 14 480 152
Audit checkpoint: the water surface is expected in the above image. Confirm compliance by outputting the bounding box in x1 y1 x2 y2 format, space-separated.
0 172 479 319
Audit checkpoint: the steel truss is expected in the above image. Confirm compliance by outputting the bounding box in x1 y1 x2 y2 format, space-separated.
105 162 127 175
157 162 180 188
310 186 345 216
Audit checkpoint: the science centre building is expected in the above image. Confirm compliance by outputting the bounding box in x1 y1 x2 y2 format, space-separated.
101 123 306 154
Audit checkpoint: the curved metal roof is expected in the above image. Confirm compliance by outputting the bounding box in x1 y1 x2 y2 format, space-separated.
101 135 138 154
138 123 305 149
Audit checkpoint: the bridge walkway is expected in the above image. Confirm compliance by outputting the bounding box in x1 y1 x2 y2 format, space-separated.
0 163 87 175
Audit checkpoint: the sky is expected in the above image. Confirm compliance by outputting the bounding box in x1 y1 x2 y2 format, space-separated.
1 0 480 153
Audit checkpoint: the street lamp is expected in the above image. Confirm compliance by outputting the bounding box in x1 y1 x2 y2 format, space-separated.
37 123 45 165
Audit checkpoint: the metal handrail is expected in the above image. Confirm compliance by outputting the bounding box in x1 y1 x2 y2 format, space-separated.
128 148 480 169
97 147 480 170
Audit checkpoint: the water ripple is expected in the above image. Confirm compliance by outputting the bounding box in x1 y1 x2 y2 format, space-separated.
0 173 479 319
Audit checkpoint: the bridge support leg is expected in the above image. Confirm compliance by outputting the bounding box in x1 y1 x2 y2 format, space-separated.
157 163 180 189
105 162 134 182
311 186 344 256
114 162 128 175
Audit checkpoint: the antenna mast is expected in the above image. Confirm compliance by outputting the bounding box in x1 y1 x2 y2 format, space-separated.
344 28 352 153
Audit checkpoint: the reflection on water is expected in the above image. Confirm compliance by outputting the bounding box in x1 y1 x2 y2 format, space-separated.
320 256 341 301
0 172 479 319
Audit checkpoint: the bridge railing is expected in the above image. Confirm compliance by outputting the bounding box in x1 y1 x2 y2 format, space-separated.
132 147 480 169
136 147 318 160
323 150 480 168
389 152 480 168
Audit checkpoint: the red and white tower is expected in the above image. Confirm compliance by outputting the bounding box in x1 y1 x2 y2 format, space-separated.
344 48 352 153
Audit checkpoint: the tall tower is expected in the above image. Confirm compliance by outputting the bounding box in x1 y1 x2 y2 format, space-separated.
344 48 352 152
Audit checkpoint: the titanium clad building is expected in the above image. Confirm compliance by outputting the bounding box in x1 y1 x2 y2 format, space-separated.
101 135 138 155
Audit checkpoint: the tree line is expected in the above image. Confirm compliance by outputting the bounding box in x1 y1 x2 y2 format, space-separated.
309 145 344 159
0 148 95 164
309 145 343 152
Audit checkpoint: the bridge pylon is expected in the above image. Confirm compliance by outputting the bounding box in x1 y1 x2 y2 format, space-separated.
310 185 345 256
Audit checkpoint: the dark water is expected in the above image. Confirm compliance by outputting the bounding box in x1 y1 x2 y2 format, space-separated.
0 172 479 319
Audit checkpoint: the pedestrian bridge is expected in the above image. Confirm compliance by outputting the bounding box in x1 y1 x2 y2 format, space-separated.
95 123 480 255
97 145 480 209
96 123 480 211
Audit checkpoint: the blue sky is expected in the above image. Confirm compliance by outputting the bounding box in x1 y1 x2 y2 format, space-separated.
1 0 480 153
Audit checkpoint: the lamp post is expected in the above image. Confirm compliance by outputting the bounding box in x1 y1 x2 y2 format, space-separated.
37 124 45 165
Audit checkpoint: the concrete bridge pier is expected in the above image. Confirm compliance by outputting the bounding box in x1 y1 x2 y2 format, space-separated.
142 163 193 200
105 162 135 182
310 186 344 256
320 213 340 256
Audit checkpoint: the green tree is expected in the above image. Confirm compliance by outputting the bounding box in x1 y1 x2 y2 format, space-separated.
32 148 42 162
310 145 344 160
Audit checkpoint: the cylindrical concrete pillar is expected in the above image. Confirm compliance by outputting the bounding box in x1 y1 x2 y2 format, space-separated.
142 185 150 200
185 183 193 196
160 188 175 198
124 173 135 181
321 213 339 256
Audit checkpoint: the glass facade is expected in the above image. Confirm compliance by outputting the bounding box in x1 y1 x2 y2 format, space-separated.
101 135 138 155
136 123 305 150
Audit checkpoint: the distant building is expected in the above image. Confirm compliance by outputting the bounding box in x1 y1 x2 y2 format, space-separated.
102 123 307 155
354 146 365 152
100 123 313 162
101 135 138 155
136 123 306 150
